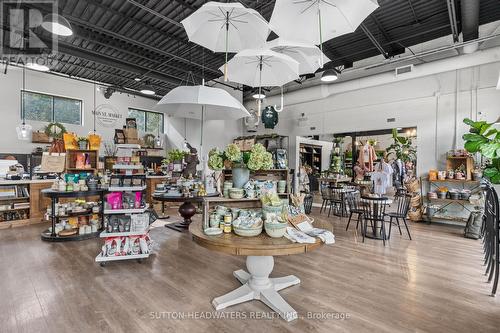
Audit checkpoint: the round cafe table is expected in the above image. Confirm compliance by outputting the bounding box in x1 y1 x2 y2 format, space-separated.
190 219 327 322
153 193 219 232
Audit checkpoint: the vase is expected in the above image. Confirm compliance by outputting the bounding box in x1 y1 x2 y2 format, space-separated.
78 141 88 150
232 167 250 189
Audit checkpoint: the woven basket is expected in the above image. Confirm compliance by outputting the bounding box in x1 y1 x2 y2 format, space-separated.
408 208 422 221
405 178 420 193
410 194 421 207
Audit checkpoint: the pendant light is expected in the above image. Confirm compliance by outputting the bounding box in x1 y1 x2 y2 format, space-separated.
16 66 32 140
320 69 338 82
41 14 73 36
91 63 97 133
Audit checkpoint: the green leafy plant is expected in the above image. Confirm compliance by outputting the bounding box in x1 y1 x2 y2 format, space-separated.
77 136 88 143
208 143 273 171
164 149 187 164
462 118 500 184
386 128 417 163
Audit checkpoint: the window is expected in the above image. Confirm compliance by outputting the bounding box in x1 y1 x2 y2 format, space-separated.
128 108 164 134
22 91 82 125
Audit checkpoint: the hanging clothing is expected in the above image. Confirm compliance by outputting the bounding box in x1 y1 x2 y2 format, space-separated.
371 161 393 195
299 166 310 193
357 144 377 172
392 159 406 189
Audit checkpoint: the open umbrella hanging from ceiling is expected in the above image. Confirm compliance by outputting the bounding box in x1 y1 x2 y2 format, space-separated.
181 1 270 81
155 84 250 168
221 48 299 115
270 0 379 66
267 38 331 75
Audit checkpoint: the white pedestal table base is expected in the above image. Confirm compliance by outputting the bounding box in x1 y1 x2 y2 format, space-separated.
211 256 300 322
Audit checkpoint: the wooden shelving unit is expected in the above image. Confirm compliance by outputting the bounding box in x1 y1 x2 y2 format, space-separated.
299 144 322 173
222 169 290 198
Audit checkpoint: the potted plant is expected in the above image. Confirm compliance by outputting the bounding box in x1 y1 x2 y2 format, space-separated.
462 118 500 184
77 136 89 150
163 149 188 172
208 143 274 188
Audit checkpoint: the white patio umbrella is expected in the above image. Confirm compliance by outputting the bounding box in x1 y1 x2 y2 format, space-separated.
269 0 379 66
267 38 331 75
221 48 300 115
181 2 270 81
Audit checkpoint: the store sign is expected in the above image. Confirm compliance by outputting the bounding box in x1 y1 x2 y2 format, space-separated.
93 104 123 128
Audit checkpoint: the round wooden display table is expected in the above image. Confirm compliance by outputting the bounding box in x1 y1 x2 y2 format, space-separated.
153 193 219 232
190 219 325 322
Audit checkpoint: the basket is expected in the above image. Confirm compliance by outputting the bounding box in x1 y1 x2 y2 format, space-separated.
410 194 421 207
242 138 255 151
408 208 422 221
32 131 50 143
405 178 420 193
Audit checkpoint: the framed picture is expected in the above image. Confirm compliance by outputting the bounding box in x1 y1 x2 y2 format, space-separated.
126 118 137 129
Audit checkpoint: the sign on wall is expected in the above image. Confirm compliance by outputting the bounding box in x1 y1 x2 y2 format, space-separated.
93 104 123 128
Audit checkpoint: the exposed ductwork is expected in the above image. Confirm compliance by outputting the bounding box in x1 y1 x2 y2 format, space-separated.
460 0 480 53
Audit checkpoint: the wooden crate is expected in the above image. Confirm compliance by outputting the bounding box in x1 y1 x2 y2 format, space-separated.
446 156 474 180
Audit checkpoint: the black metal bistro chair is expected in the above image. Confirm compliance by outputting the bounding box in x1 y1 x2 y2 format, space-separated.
482 182 499 296
361 196 389 246
320 185 332 214
328 187 344 217
345 191 363 232
385 194 412 240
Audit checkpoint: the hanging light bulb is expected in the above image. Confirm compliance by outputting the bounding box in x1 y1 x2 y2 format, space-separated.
17 66 32 140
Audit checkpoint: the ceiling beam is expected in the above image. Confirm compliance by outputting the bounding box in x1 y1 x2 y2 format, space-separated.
46 39 183 86
28 3 221 76
360 23 389 58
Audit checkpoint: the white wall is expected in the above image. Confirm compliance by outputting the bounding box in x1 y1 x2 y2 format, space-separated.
244 50 500 181
0 68 242 159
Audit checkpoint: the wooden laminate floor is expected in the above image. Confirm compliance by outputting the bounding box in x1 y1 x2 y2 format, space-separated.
0 208 499 333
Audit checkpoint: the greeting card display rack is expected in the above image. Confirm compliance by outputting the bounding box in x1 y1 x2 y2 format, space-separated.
95 144 152 266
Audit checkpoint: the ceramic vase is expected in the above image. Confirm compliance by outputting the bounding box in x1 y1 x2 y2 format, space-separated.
232 167 250 189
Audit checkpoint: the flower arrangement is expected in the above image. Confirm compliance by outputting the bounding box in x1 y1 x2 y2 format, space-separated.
208 143 274 171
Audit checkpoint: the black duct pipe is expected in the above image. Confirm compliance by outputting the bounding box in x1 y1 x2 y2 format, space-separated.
460 0 480 53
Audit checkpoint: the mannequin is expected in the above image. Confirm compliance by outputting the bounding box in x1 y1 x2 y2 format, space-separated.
357 141 377 172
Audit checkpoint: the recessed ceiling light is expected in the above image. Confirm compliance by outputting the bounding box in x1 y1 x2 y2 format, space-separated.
41 14 73 36
26 62 50 71
134 78 142 82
